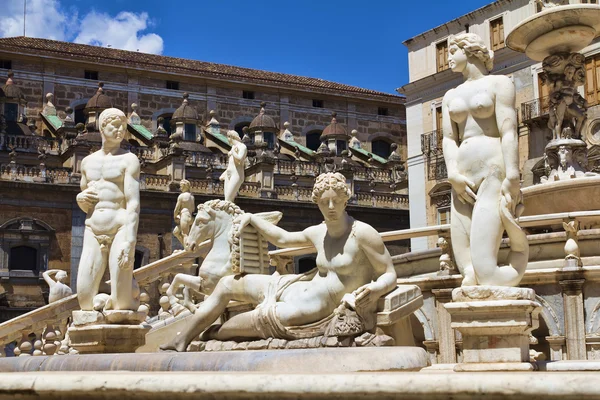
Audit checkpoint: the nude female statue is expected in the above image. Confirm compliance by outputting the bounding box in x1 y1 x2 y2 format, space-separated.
43 269 72 303
161 172 397 352
219 130 247 203
76 108 141 311
442 33 528 287
172 179 195 246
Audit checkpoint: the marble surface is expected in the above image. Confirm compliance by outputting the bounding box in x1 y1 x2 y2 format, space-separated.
0 371 599 399
161 173 398 352
442 33 528 287
75 108 141 312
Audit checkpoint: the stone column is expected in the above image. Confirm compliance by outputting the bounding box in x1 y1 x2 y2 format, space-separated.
559 279 586 360
546 335 566 361
432 288 456 364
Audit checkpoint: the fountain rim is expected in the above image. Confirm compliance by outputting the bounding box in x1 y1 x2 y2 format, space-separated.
506 4 600 60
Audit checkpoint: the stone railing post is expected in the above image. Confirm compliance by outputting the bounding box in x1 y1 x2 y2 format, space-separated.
432 288 457 364
559 279 587 360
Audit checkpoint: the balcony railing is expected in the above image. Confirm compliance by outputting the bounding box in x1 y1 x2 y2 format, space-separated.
521 96 550 122
421 130 443 156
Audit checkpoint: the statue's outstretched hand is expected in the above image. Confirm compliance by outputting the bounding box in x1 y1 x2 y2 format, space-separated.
353 283 379 308
448 174 477 206
235 213 252 231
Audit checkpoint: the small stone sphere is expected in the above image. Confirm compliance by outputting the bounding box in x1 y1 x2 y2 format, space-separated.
138 304 150 314
139 292 150 303
159 283 171 295
159 295 170 311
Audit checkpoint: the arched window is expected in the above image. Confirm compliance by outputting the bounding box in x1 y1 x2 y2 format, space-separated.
74 105 86 125
372 139 392 159
298 257 316 274
9 246 37 271
234 121 250 138
306 130 322 151
160 115 173 136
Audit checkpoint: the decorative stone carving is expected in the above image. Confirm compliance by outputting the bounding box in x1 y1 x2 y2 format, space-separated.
563 220 582 267
166 199 282 315
219 130 248 203
507 2 600 183
160 172 398 352
172 179 195 247
442 33 528 287
42 269 72 303
436 237 455 276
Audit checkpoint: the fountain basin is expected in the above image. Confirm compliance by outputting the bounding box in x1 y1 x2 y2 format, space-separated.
506 4 600 61
522 175 600 216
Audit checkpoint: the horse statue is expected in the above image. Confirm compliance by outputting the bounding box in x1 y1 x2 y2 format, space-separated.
166 199 281 314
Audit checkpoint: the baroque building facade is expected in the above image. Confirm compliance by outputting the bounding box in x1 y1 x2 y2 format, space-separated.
0 37 408 321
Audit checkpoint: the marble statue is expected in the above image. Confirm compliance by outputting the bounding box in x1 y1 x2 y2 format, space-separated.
172 179 195 247
166 199 244 313
219 130 247 203
42 269 72 303
76 108 141 311
442 33 529 287
161 172 397 352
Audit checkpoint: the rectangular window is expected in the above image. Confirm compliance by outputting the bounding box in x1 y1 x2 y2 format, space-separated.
378 107 389 116
585 53 600 106
437 208 451 225
184 124 196 141
0 60 11 70
435 106 443 151
166 80 179 90
336 139 347 156
4 103 18 122
242 90 255 99
582 0 597 3
312 99 324 108
436 40 449 72
84 70 98 80
490 17 505 51
263 132 275 149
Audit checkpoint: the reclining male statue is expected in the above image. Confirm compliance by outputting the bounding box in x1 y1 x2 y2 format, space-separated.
161 172 397 352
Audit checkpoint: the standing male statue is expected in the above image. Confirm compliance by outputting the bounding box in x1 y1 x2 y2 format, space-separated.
75 108 141 311
173 179 195 246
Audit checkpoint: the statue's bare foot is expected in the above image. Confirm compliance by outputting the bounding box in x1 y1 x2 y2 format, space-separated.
159 339 187 352
461 266 477 286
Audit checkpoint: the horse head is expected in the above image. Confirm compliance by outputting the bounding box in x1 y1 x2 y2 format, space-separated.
185 200 236 252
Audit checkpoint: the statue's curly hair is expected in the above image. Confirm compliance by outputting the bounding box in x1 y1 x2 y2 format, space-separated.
449 33 494 72
311 172 351 203
98 108 127 134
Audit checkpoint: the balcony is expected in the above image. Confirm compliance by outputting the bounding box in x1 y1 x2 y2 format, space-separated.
421 130 443 156
521 96 550 123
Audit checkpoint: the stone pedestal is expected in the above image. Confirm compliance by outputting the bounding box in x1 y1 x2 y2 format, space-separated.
444 286 541 372
68 310 150 354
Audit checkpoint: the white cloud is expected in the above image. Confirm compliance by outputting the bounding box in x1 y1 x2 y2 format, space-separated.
74 11 163 54
0 0 75 41
0 0 164 55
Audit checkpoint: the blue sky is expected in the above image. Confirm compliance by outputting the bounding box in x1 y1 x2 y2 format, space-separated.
1 0 492 94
